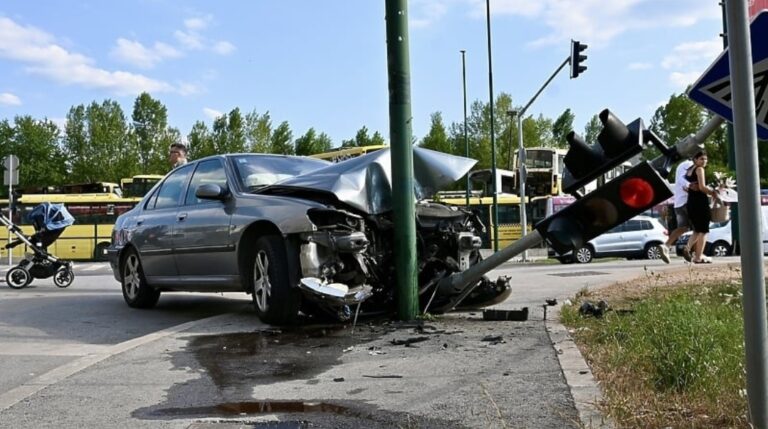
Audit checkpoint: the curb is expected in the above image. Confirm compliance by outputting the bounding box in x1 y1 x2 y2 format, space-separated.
546 304 616 429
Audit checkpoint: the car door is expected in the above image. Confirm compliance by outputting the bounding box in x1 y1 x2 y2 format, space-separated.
132 165 193 281
173 159 237 284
617 219 645 253
591 224 624 254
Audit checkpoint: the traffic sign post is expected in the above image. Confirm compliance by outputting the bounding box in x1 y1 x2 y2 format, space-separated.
688 10 768 139
3 154 19 266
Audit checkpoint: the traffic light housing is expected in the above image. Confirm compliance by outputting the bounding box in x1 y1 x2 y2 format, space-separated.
562 109 645 195
536 161 673 255
570 40 588 79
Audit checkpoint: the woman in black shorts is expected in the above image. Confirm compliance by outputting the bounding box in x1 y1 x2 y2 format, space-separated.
685 151 716 263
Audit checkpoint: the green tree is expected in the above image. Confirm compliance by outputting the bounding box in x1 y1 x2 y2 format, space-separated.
132 92 170 174
4 116 68 190
245 109 272 153
270 121 294 154
552 109 575 148
419 112 452 154
341 126 386 148
188 121 214 159
295 128 333 156
583 114 601 144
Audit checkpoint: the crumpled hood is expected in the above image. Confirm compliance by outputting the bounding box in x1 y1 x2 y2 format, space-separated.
259 147 477 215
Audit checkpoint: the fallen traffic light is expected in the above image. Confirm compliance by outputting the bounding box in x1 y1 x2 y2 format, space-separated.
536 161 672 255
562 109 645 195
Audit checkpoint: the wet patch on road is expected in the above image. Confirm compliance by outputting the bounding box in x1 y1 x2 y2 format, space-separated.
134 322 466 428
549 271 608 277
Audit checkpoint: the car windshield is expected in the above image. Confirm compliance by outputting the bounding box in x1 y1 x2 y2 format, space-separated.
230 154 330 192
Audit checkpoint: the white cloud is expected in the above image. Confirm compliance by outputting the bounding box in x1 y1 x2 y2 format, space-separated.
661 40 722 70
111 38 182 69
212 41 235 55
174 29 204 50
184 16 211 31
203 107 223 120
0 17 178 96
669 71 702 88
628 62 653 71
0 92 21 106
410 0 451 28
460 0 719 47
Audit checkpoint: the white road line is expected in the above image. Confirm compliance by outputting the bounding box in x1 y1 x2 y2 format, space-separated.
82 264 104 272
0 312 235 412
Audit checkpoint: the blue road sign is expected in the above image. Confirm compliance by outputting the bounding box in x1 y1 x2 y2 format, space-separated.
689 10 768 140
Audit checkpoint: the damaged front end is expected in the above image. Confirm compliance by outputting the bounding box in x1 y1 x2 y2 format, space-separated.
295 204 511 320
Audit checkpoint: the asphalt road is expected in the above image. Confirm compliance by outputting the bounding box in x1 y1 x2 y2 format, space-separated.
0 256 742 428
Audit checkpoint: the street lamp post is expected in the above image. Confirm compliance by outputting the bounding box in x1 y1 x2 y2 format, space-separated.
485 0 499 252
508 109 527 261
461 50 470 207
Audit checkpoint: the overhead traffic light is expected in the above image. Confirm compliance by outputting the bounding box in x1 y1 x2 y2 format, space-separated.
570 40 588 79
536 161 673 255
562 109 645 195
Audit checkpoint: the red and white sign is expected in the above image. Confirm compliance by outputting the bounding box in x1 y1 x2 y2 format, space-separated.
751 0 768 18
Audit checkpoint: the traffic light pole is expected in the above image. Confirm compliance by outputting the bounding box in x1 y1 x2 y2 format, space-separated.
724 0 768 426
514 55 570 259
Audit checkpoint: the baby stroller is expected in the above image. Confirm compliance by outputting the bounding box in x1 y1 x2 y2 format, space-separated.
1 202 75 289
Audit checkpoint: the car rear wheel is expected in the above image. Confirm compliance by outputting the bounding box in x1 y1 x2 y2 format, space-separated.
710 241 731 257
645 243 664 260
121 248 160 308
574 246 593 264
250 235 300 325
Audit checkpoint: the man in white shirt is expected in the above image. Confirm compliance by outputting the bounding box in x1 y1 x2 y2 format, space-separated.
660 159 697 263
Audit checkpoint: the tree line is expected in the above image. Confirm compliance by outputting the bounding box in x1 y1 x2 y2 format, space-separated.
0 90 764 197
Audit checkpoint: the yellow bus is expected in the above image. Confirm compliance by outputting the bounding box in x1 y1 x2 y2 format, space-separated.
60 182 123 197
310 145 388 163
121 174 163 198
438 195 529 248
0 193 138 261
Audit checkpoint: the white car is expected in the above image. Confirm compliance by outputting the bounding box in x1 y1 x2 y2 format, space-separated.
551 215 669 263
676 221 733 257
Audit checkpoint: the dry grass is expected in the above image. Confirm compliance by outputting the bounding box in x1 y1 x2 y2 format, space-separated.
562 262 758 429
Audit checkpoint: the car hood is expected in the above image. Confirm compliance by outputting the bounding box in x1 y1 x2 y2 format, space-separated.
258 147 477 215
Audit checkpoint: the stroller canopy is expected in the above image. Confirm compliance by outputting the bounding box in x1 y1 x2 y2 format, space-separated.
27 203 75 231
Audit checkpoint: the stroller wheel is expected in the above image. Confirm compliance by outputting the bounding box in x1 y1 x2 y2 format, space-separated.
6 267 32 289
53 267 75 288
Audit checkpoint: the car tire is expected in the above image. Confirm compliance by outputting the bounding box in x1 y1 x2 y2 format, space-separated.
645 243 664 260
121 248 160 309
574 246 593 264
710 241 731 257
555 256 573 264
249 235 301 325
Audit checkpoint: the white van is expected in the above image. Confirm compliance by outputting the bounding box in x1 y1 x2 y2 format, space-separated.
675 200 768 256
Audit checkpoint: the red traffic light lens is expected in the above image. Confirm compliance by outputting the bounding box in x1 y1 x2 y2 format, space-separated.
619 177 654 209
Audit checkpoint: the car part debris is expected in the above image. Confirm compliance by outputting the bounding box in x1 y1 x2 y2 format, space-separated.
482 307 529 321
578 300 609 318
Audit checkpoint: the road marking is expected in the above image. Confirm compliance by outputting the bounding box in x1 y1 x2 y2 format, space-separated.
0 312 235 412
82 264 104 272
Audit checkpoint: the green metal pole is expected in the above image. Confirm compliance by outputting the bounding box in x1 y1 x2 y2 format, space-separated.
385 0 418 321
485 0 499 252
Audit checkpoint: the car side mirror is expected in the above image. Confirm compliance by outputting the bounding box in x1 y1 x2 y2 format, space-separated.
195 184 229 200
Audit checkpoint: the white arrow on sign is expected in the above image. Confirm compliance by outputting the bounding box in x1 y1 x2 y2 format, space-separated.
697 57 768 133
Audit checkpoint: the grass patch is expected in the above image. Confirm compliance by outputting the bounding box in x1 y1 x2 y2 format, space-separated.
562 281 749 428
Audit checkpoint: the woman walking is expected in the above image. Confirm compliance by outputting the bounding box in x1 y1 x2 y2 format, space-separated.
685 151 716 264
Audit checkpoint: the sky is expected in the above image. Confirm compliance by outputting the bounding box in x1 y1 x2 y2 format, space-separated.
0 1 731 148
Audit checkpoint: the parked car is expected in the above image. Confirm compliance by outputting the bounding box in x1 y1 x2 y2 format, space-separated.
675 220 733 257
108 149 511 325
550 216 668 263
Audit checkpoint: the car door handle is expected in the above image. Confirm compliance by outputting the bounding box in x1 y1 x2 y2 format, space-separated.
177 212 188 221
136 218 144 226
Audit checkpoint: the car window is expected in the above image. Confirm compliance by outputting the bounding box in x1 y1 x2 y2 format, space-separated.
231 154 330 191
607 224 623 234
640 220 652 230
151 165 192 210
624 220 642 232
185 159 227 205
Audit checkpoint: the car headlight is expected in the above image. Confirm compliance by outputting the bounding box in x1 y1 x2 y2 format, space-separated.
307 208 362 230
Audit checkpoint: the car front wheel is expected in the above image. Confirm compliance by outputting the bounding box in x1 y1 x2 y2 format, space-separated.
250 235 300 325
121 248 160 308
645 244 664 260
710 241 731 257
574 246 593 263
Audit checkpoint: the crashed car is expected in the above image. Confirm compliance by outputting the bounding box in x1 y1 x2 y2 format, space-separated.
107 147 510 324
